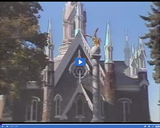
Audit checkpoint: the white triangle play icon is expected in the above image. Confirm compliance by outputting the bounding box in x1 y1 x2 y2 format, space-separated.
79 60 82 64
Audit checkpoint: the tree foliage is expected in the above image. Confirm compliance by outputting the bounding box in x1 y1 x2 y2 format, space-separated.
140 2 160 84
0 2 48 99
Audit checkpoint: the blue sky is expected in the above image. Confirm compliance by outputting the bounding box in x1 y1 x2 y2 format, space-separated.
39 2 159 122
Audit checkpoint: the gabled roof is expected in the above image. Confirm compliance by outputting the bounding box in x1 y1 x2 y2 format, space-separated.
60 84 93 120
54 30 93 87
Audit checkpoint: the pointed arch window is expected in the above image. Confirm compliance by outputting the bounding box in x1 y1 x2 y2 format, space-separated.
117 98 132 122
75 95 84 116
54 94 62 118
25 96 40 122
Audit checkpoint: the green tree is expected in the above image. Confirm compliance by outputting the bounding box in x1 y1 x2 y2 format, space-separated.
0 2 47 102
140 2 160 84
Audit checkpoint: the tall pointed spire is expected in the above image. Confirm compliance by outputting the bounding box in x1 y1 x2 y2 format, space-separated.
42 19 54 122
124 30 131 66
104 21 112 47
47 18 53 44
45 18 54 61
104 21 115 107
104 21 113 63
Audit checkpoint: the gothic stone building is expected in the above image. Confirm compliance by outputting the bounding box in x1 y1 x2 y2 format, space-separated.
11 2 150 122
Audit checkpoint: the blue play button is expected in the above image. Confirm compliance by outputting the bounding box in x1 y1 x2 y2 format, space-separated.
75 58 86 66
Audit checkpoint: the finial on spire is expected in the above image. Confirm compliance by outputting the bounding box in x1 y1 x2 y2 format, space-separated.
104 21 113 63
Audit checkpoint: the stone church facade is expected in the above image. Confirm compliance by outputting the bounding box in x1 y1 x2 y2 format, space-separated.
9 2 150 122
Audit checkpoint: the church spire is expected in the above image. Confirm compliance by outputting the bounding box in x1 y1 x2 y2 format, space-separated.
124 30 131 66
42 19 54 122
104 21 113 63
63 2 86 43
104 21 112 47
45 18 54 61
104 21 115 105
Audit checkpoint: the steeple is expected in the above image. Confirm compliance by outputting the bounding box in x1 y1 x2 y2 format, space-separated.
104 22 116 105
104 21 112 46
42 19 54 121
45 18 54 61
104 21 113 63
124 30 131 66
63 2 86 43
